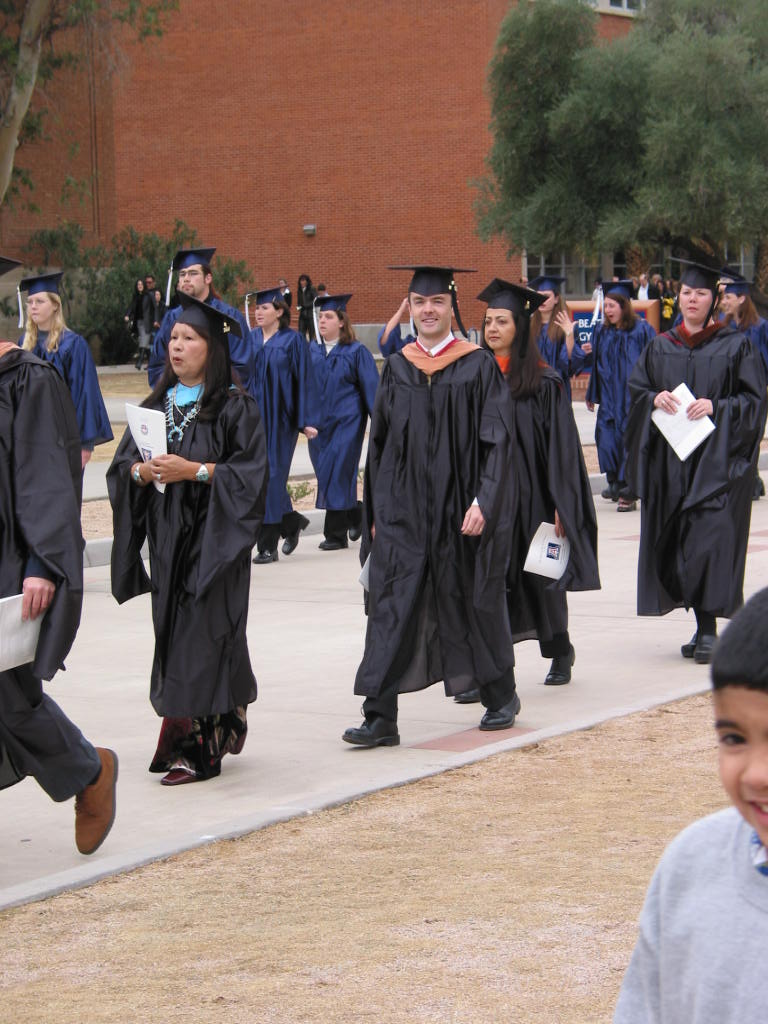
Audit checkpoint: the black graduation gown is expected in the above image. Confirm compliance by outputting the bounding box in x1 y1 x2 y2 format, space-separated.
107 390 268 717
0 351 84 788
624 325 767 617
507 368 600 642
354 347 516 698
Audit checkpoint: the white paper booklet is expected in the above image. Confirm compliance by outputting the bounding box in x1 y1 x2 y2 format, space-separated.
523 523 571 581
126 403 167 493
359 553 371 590
0 594 42 672
651 382 715 461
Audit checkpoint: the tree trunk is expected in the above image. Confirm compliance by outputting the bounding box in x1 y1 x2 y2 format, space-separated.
0 0 56 207
754 236 768 294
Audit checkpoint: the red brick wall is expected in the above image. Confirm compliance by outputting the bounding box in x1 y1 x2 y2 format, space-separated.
2 3 633 330
107 0 521 328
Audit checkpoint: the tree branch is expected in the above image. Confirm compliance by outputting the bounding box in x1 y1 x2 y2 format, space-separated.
0 0 55 207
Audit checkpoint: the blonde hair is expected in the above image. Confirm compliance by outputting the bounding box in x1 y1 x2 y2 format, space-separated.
22 292 66 353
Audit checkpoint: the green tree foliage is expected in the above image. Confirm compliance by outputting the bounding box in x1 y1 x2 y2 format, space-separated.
25 219 253 364
0 0 178 208
478 0 768 277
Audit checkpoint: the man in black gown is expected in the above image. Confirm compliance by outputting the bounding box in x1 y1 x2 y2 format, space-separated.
343 266 520 747
0 262 117 853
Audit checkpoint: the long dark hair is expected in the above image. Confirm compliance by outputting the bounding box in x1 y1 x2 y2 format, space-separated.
144 322 240 421
271 299 291 331
481 309 544 399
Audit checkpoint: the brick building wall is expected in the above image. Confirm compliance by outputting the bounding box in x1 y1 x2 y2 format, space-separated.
1 3 633 332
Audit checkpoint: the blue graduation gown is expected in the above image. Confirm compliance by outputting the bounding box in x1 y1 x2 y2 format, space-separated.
534 323 590 401
308 341 379 509
250 327 320 524
22 329 112 448
147 296 251 389
378 323 414 357
742 317 768 375
586 318 655 479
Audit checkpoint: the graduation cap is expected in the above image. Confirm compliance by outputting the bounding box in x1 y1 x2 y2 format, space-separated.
676 259 720 292
528 275 566 295
0 255 22 278
252 285 284 305
388 264 475 337
165 247 216 305
17 271 65 329
603 279 634 301
477 278 547 316
314 292 352 312
722 275 751 296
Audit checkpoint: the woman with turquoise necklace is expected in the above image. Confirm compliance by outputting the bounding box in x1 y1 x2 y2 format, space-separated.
107 292 268 786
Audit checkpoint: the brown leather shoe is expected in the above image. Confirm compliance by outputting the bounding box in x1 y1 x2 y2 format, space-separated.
75 748 118 855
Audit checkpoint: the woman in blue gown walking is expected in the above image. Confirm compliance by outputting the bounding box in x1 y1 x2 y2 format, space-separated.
309 293 379 549
585 279 656 511
249 286 320 563
18 271 112 468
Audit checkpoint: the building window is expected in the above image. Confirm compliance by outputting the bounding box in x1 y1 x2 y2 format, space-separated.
525 252 600 298
593 0 643 12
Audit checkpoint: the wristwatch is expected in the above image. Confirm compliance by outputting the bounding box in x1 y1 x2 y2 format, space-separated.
132 464 142 484
195 463 210 483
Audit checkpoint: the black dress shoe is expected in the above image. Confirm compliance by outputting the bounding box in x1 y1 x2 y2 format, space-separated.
601 485 619 501
545 645 575 685
348 524 362 542
319 538 348 551
342 717 400 747
693 633 717 664
453 688 481 704
680 631 698 658
253 549 278 564
479 692 521 731
282 530 302 555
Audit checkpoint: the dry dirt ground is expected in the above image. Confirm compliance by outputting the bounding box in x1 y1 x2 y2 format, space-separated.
2 694 724 1023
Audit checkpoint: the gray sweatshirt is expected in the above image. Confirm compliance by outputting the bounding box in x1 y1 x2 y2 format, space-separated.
614 807 768 1023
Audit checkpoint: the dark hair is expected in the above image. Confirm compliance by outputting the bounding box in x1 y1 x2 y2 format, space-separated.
712 588 768 694
143 320 241 422
271 299 291 330
481 309 543 399
605 293 636 331
298 274 312 288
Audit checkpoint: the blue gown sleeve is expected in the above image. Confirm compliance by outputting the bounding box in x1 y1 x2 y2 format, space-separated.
148 307 177 386
62 332 113 447
357 345 380 417
378 323 412 357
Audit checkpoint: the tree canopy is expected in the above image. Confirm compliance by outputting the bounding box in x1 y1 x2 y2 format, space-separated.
477 0 768 280
0 0 178 208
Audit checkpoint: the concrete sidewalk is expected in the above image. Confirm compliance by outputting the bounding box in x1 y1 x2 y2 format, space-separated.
4 493 768 911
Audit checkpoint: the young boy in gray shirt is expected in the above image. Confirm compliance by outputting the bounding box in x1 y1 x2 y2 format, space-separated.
614 586 768 1023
